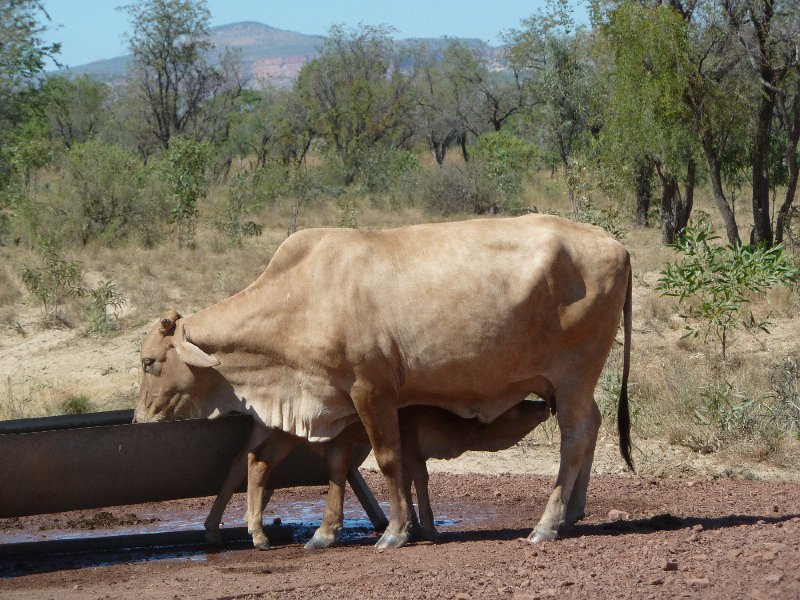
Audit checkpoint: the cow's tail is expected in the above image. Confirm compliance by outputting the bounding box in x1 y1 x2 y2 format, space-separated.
618 263 634 471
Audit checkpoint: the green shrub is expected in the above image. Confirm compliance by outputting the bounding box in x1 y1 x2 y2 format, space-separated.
14 140 167 248
472 131 537 201
355 148 420 194
86 279 127 334
159 137 214 248
210 171 263 248
19 247 85 326
658 220 799 358
63 140 147 247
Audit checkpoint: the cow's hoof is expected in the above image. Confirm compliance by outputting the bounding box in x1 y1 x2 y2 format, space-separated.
527 528 558 543
251 536 270 550
375 531 409 550
421 526 439 543
304 530 336 550
204 528 222 547
565 511 586 525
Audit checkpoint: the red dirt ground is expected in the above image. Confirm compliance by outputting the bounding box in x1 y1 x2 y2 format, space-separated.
1 470 799 599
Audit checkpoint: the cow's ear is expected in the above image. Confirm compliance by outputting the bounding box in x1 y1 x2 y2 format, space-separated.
159 310 182 336
172 321 220 368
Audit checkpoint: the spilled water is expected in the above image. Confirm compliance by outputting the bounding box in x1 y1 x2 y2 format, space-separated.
0 497 462 547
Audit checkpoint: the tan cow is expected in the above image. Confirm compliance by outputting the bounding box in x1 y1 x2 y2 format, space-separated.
202 399 551 549
135 214 633 549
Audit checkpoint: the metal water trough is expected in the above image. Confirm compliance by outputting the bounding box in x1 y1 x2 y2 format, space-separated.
0 410 387 556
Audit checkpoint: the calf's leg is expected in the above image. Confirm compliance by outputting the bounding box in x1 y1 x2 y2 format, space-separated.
305 436 354 549
205 425 270 546
246 431 300 550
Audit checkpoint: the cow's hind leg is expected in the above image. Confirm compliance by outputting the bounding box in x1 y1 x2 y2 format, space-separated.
529 384 601 543
565 398 601 525
351 377 411 550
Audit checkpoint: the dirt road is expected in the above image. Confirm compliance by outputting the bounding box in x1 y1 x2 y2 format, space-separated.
2 470 799 599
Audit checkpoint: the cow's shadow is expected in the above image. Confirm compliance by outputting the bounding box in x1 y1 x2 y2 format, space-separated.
427 512 800 545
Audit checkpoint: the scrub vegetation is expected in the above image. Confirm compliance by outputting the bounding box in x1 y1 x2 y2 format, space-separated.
1 0 799 473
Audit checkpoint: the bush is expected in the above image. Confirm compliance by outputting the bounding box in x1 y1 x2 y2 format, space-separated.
210 171 263 248
63 140 157 246
417 161 500 215
159 137 214 248
658 220 799 358
472 131 537 201
13 140 167 248
19 247 85 326
86 279 127 334
355 148 420 194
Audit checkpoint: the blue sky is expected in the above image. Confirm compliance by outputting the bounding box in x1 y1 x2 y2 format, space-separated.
41 0 587 68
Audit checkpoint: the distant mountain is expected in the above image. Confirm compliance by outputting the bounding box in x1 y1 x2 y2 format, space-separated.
59 21 503 86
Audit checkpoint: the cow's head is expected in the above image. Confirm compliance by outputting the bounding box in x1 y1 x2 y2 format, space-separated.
133 310 221 423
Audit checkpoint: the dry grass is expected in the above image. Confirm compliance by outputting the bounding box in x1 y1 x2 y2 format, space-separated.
2 168 799 471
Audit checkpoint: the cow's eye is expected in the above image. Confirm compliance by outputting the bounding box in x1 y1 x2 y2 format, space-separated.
142 358 156 373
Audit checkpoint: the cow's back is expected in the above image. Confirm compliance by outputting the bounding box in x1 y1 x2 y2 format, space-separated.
298 215 630 423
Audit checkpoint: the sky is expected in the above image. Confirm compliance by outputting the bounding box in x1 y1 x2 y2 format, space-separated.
40 0 587 69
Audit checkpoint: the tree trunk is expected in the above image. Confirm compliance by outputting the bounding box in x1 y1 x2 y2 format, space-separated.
775 145 799 244
676 160 696 234
775 96 800 244
634 157 654 227
458 132 469 162
751 88 776 244
702 135 741 245
659 172 679 244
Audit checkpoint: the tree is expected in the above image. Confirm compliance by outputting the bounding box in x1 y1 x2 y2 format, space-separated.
602 1 700 242
410 43 462 166
295 24 416 184
42 75 110 149
507 0 598 211
0 1 59 190
121 0 241 149
723 0 800 244
597 0 751 245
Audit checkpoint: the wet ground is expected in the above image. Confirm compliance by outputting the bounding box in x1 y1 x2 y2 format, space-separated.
2 470 800 599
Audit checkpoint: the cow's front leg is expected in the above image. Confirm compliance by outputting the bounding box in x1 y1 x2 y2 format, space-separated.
529 385 600 543
352 378 410 549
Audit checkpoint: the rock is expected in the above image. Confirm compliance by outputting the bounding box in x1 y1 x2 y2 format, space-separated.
687 533 701 542
663 559 679 571
687 578 711 587
726 548 743 559
608 509 630 521
765 572 784 584
649 578 664 585
760 551 777 562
